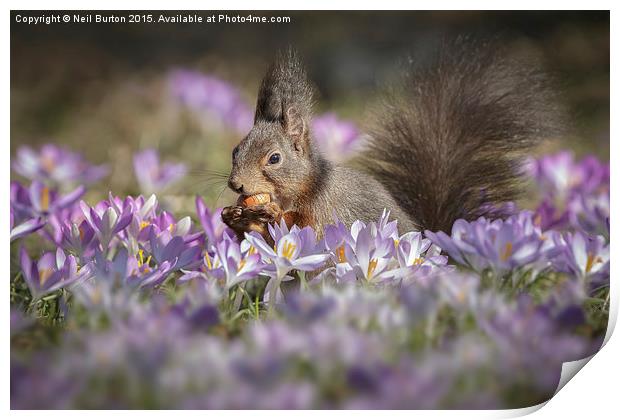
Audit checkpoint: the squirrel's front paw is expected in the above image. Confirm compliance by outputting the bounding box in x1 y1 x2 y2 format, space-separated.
221 203 283 242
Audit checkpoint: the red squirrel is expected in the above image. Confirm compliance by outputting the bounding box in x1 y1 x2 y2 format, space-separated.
221 38 562 243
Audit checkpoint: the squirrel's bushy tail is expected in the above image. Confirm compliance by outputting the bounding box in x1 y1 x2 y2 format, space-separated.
359 37 564 233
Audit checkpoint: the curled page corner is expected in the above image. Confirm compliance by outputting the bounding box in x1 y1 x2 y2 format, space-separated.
556 355 595 395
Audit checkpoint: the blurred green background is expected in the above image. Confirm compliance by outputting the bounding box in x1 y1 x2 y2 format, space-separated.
10 10 610 210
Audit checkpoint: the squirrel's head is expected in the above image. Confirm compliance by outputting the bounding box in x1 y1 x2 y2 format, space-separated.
228 48 321 210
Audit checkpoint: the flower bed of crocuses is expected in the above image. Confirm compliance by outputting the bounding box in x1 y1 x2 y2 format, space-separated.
10 73 610 410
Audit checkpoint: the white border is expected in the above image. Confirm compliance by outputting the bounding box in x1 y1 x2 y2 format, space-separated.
3 2 616 419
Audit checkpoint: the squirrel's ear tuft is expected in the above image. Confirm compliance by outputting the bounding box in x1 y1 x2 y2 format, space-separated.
254 48 315 133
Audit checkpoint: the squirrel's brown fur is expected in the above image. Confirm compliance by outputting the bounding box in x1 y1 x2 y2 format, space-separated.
221 39 562 241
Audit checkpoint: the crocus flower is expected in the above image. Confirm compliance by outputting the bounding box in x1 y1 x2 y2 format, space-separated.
311 113 362 161
12 143 108 188
526 151 609 200
90 247 174 289
168 69 254 134
425 211 554 274
80 200 133 251
60 220 97 260
395 231 448 277
110 193 159 222
552 231 609 284
335 221 404 284
532 199 570 232
245 227 329 309
146 211 199 243
141 230 202 286
11 181 85 219
20 247 91 298
216 236 265 289
113 194 160 252
133 149 187 194
247 228 329 280
182 234 264 292
321 211 417 284
567 192 610 239
70 252 141 317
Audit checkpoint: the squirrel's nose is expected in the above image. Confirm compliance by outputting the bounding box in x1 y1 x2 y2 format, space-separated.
228 178 244 194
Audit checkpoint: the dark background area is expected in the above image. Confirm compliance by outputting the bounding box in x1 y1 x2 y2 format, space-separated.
10 10 610 204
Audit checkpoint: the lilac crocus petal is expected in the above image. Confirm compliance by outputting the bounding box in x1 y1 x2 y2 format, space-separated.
268 219 291 244
292 254 331 272
136 261 175 288
244 231 277 260
53 185 86 210
196 196 231 245
175 216 192 237
113 210 133 234
10 218 45 241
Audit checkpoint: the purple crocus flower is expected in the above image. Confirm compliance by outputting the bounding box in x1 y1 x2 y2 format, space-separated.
60 220 98 260
12 143 108 188
69 249 142 317
395 231 448 276
168 69 254 134
11 181 85 219
149 211 198 242
247 227 329 281
20 247 91 298
311 113 362 161
245 227 329 309
80 200 133 251
552 231 609 284
567 192 610 239
532 199 570 232
114 194 160 252
133 206 200 246
425 211 554 274
181 234 264 293
133 149 187 194
526 151 577 199
214 236 265 289
526 151 609 199
86 247 173 292
321 211 416 284
335 221 403 284
149 231 201 278
109 193 159 221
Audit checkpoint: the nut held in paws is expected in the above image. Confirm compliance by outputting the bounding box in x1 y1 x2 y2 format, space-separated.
238 193 271 208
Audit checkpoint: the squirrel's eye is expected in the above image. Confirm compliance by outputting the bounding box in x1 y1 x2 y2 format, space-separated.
268 153 281 165
232 146 239 161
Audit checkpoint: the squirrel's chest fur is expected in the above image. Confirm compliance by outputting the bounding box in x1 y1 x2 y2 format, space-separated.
293 165 417 235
